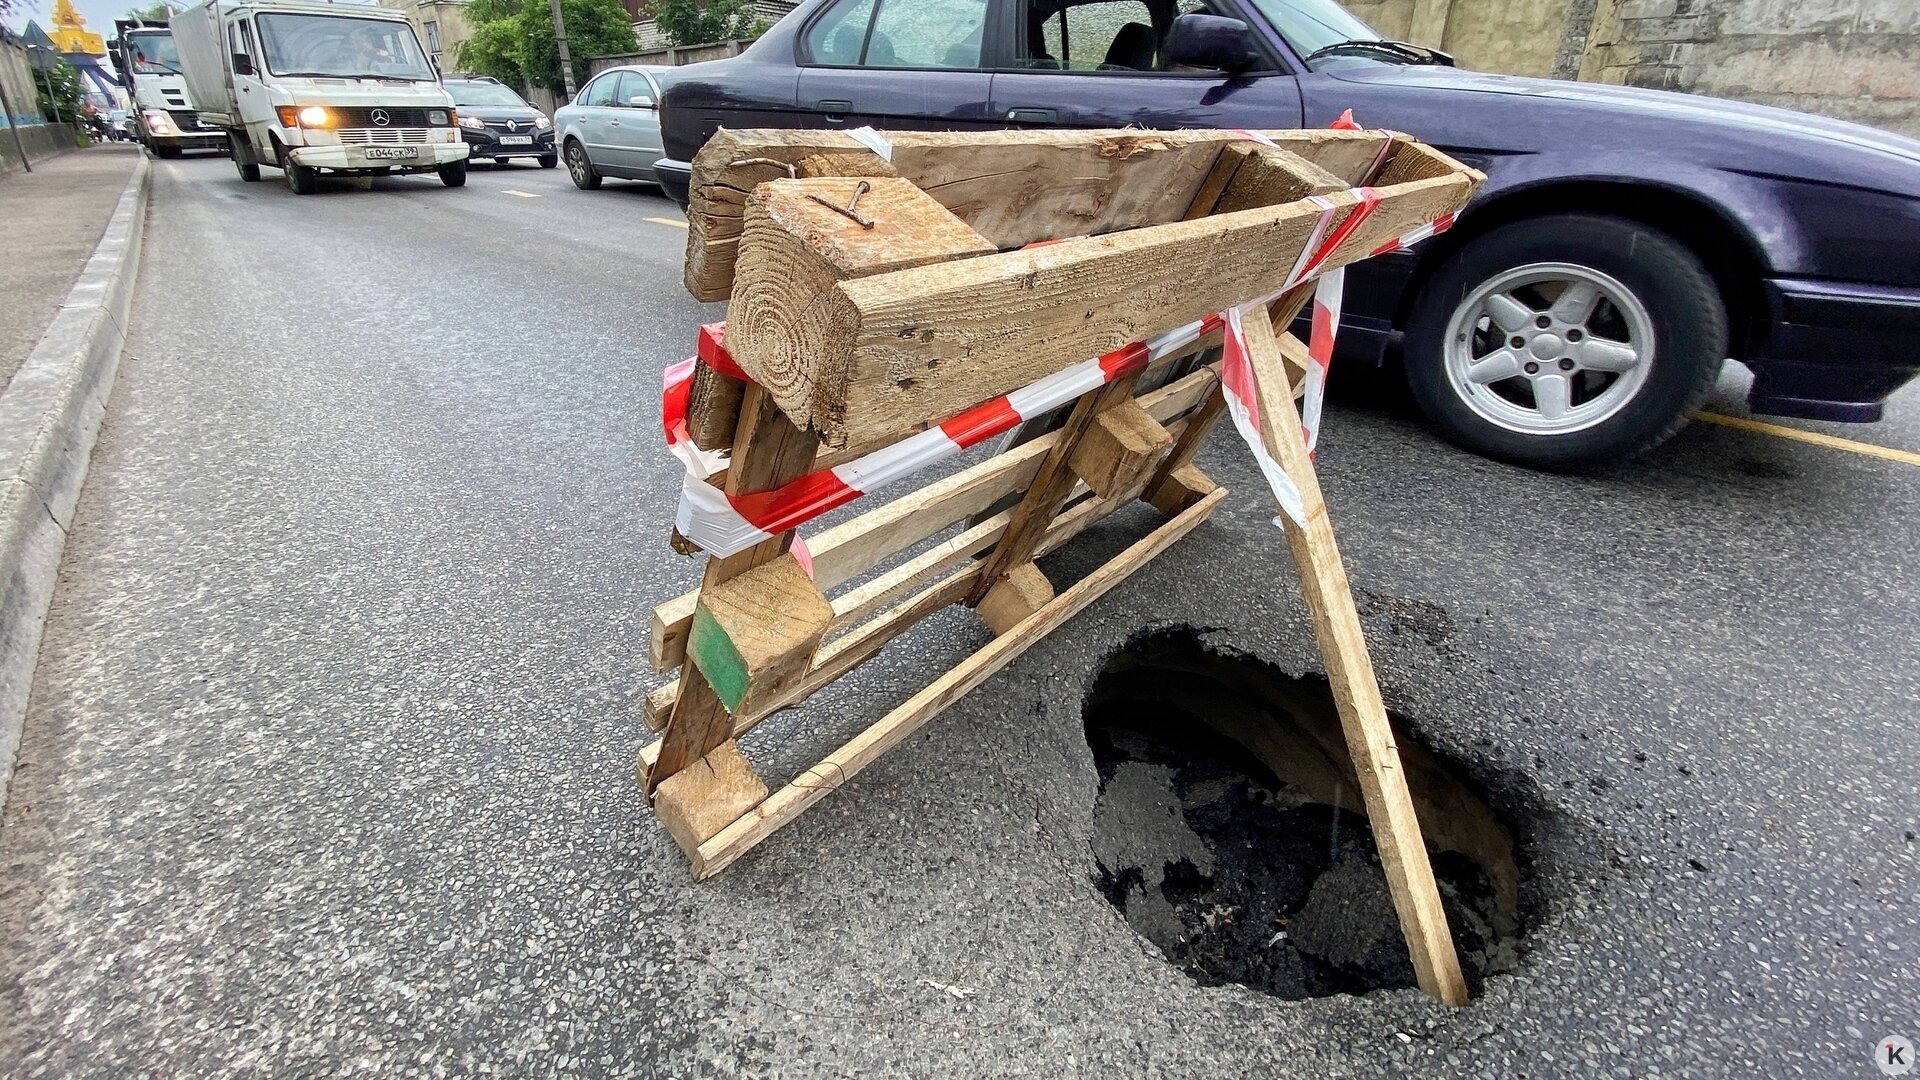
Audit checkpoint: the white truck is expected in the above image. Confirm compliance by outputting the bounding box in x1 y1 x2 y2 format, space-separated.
112 19 229 158
170 0 468 193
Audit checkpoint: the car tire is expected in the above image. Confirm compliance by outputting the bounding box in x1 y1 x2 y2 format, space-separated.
1403 213 1725 471
538 152 558 169
230 132 260 182
439 160 468 187
565 138 600 190
285 158 318 195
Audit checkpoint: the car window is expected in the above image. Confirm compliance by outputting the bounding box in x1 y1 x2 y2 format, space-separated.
579 72 618 106
614 70 654 105
802 0 987 69
1014 0 1246 73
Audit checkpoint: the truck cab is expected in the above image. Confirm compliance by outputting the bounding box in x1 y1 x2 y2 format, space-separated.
171 0 469 193
111 20 228 158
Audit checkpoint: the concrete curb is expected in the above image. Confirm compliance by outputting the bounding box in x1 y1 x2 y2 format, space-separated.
0 153 149 810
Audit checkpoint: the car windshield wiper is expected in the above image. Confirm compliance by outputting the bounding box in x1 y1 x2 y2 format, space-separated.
1304 39 1453 66
275 70 427 81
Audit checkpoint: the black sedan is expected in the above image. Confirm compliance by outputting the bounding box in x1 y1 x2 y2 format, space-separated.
445 76 558 169
653 0 1920 470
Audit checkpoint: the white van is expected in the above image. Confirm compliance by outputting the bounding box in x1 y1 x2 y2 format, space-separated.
171 0 469 193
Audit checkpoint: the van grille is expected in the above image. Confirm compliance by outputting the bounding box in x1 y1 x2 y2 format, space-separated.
330 106 440 127
338 127 432 146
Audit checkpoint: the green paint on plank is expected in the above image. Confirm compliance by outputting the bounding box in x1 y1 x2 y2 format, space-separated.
689 604 750 713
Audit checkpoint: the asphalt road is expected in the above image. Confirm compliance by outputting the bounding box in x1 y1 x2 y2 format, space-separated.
0 154 1914 1078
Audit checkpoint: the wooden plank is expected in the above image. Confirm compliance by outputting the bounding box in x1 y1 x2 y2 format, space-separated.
1210 144 1348 216
647 384 820 794
685 128 1419 301
1235 309 1470 1007
640 429 1199 740
968 372 1141 605
652 739 768 860
727 174 1473 448
1069 397 1173 499
687 554 832 716
647 364 1222 672
975 563 1054 635
689 487 1228 880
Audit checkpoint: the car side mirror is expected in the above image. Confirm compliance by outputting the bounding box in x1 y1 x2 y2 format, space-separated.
232 52 254 76
1163 14 1259 73
628 94 655 109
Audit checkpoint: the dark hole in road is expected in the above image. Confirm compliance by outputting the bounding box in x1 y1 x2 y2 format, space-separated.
1084 630 1523 1000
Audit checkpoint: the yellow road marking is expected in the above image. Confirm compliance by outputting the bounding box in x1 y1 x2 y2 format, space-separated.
502 189 540 198
646 216 689 229
1694 411 1920 468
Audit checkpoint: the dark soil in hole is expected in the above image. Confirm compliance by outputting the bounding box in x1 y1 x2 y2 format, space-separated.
1085 630 1523 1000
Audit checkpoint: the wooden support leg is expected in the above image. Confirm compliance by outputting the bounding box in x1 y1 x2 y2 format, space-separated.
1236 310 1471 1008
653 739 770 861
975 563 1054 635
1142 382 1226 516
646 385 820 796
1069 398 1173 499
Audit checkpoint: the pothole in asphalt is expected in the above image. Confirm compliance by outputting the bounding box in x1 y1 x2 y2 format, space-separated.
1085 629 1524 1000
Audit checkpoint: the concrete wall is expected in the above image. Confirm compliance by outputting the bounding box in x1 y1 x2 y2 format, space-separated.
1580 0 1920 137
588 40 745 72
1346 0 1918 136
0 39 80 174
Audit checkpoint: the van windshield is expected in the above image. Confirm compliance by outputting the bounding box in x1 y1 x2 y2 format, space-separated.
126 31 181 74
256 13 436 80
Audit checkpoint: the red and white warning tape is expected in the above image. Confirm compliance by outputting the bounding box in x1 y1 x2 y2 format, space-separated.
666 129 1456 555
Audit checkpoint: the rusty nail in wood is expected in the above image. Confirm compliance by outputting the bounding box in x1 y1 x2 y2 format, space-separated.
807 180 875 229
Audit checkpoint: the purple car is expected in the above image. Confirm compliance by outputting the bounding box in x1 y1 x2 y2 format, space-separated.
653 0 1920 469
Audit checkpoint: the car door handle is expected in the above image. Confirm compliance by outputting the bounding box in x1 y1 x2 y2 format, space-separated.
1007 107 1057 123
817 99 851 123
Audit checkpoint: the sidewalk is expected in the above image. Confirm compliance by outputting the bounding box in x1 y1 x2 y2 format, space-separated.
0 144 144 390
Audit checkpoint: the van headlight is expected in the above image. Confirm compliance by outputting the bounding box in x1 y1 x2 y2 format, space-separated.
428 109 449 126
298 105 329 127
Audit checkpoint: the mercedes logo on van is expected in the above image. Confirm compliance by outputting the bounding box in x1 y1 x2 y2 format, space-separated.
371 108 391 126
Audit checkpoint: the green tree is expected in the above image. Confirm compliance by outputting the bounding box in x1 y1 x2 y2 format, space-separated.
35 60 83 124
123 0 172 21
457 0 637 97
646 0 765 47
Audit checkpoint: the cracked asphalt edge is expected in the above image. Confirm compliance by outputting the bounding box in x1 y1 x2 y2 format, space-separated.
0 152 149 810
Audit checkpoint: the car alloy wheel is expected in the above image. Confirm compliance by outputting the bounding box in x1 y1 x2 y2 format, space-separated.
565 140 600 190
1441 262 1654 437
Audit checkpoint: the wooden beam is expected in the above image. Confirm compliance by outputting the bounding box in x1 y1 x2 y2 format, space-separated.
1209 144 1348 216
1144 463 1218 518
975 563 1054 635
1235 308 1470 1007
967 373 1142 605
1069 397 1173 499
723 174 1472 448
647 364 1223 673
687 554 832 716
647 384 820 794
688 487 1228 879
684 128 1436 301
652 739 768 860
726 177 997 429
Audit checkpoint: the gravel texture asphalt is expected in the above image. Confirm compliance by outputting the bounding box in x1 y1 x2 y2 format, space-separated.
0 157 1915 1078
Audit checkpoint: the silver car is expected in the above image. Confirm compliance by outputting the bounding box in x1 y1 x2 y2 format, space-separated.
553 65 672 190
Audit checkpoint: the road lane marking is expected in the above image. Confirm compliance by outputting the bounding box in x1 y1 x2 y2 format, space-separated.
1694 410 1920 468
646 216 689 229
502 189 540 198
